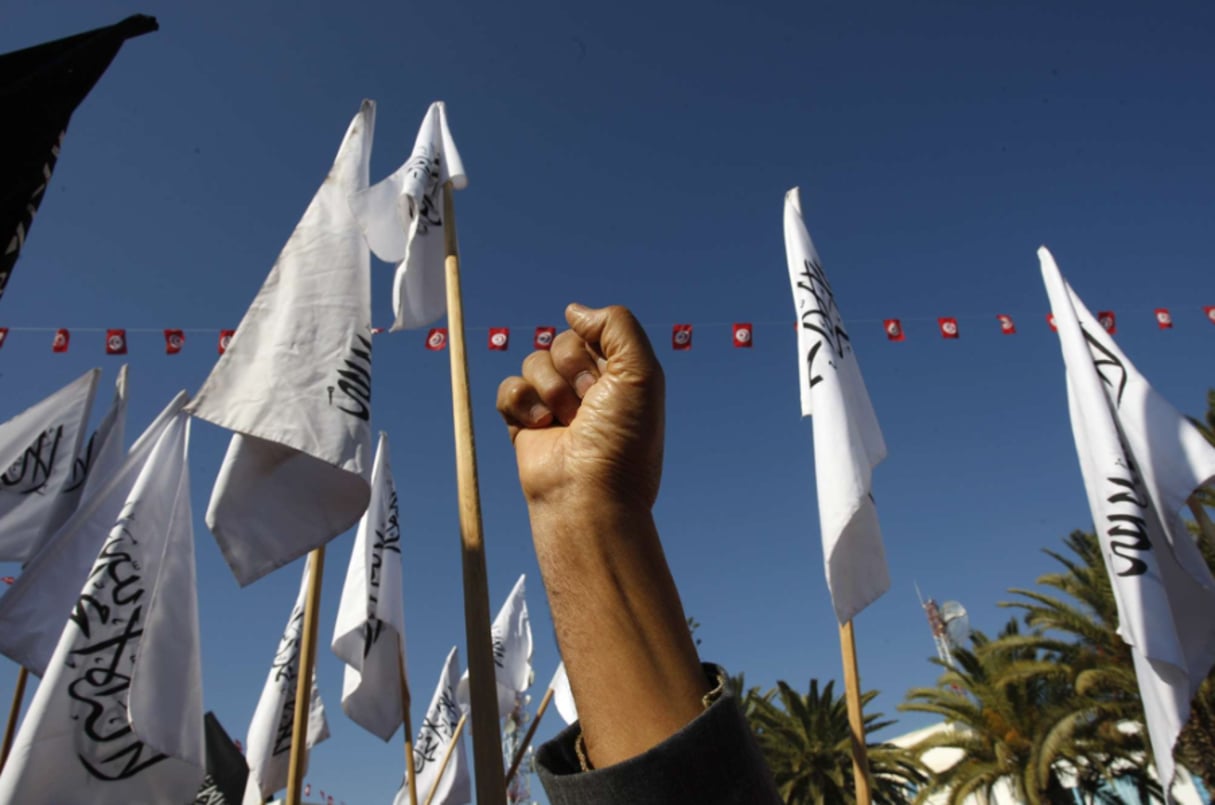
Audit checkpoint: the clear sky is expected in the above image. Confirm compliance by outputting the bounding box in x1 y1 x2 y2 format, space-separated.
2 1 1214 803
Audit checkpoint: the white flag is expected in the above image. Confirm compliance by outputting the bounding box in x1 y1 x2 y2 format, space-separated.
1039 246 1215 796
0 368 99 561
550 662 578 726
187 101 376 586
332 431 408 741
243 555 330 804
349 100 467 331
48 364 129 532
0 390 188 675
0 411 204 804
402 647 469 805
458 574 533 718
783 187 890 624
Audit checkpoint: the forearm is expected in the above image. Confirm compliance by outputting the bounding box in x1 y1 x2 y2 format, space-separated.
529 501 709 769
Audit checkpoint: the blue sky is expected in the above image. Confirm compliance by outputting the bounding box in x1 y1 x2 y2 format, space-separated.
3 1 1214 802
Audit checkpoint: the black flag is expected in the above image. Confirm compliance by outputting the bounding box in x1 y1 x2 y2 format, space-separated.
194 711 250 804
0 14 157 301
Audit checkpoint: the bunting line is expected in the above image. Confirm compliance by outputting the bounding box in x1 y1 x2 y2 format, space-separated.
0 306 1210 355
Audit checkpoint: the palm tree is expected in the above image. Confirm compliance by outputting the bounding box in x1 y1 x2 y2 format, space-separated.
748 677 926 805
901 619 1087 805
1006 527 1215 793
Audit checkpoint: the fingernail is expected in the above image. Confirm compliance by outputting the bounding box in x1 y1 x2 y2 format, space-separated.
574 371 596 398
567 303 589 319
529 405 553 426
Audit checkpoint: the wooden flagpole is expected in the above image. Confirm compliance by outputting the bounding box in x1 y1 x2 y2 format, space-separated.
399 650 419 805
424 713 467 805
0 666 29 772
505 687 554 786
286 548 326 805
839 620 872 805
441 181 507 805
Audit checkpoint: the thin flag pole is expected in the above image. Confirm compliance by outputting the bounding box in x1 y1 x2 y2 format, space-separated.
0 666 29 772
441 180 506 805
424 713 467 805
286 548 326 805
839 620 872 805
505 687 554 786
399 649 419 805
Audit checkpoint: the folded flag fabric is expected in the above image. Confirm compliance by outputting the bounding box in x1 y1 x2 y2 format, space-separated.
332 432 409 741
784 186 890 624
243 554 330 803
1039 245 1215 796
0 368 98 562
0 390 187 675
187 102 375 585
349 101 467 332
0 410 204 805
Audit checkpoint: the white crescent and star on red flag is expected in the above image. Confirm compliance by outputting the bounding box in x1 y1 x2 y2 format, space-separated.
883 319 904 341
938 317 959 339
672 324 692 350
105 329 127 355
164 329 185 354
732 323 752 347
425 328 447 351
51 329 69 352
488 328 510 351
217 329 234 354
534 326 555 350
997 314 1016 334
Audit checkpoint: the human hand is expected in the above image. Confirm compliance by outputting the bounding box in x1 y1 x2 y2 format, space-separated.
496 303 665 514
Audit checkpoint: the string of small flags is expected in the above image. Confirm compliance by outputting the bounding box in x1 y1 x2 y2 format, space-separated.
0 306 1211 355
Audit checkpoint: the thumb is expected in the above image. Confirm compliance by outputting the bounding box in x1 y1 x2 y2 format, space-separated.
565 303 660 379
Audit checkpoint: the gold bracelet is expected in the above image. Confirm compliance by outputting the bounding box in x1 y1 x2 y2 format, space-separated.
575 667 726 772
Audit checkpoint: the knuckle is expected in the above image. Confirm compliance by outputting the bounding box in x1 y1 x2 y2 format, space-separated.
496 377 529 410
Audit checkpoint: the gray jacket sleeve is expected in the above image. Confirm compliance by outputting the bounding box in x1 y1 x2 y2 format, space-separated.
535 668 782 805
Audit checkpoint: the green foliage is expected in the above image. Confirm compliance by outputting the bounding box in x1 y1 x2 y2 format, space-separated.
743 677 926 805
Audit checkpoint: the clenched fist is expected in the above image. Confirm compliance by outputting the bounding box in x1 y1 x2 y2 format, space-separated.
497 304 706 770
497 303 665 513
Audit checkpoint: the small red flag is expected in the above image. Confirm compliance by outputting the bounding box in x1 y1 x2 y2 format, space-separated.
371 326 385 335
52 328 69 353
0 328 7 349
996 314 1016 334
1204 306 1215 326
1097 310 1116 334
938 317 959 339
218 329 235 355
1047 314 1057 332
164 329 185 354
425 328 447 351
883 319 905 342
534 326 556 350
1154 308 1173 330
732 323 753 348
105 329 127 355
488 327 510 351
1 576 14 585
671 324 692 351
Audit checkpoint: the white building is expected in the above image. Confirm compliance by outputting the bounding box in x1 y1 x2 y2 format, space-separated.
888 722 1208 805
